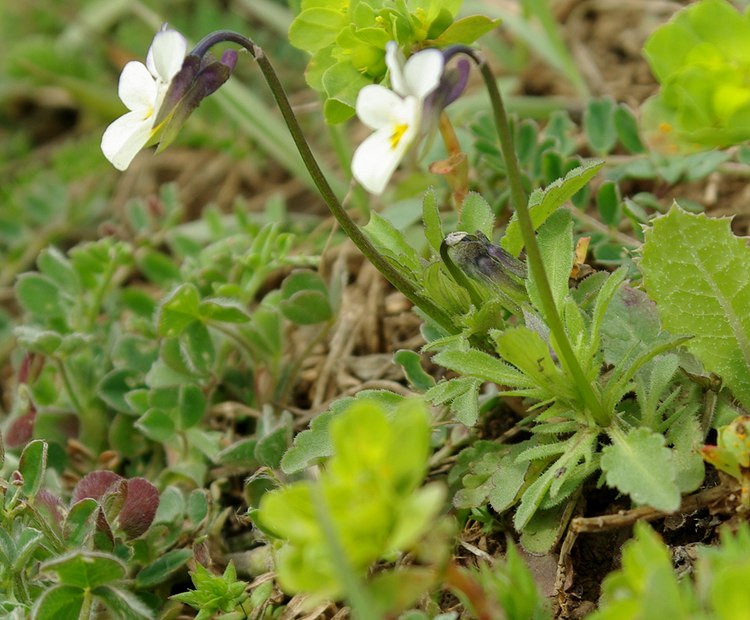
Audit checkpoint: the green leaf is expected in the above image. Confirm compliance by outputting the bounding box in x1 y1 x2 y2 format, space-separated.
177 384 206 430
432 348 529 387
526 209 573 314
600 285 669 370
64 499 99 548
13 326 62 355
429 15 500 45
667 411 705 494
254 426 289 469
454 446 528 513
640 205 750 409
157 283 201 338
217 437 259 467
321 60 370 118
198 298 251 323
180 321 215 374
93 586 153 620
13 528 44 573
98 369 143 414
16 273 65 320
458 192 494 239
42 550 126 588
135 548 192 589
367 567 437 617
363 212 422 278
393 350 435 392
289 8 347 53
601 427 681 511
596 182 621 227
642 0 750 148
501 161 604 257
449 377 481 426
18 439 47 497
187 489 209 525
422 188 444 253
519 503 568 555
614 104 645 153
136 409 176 443
37 246 79 295
280 390 404 474
279 270 332 325
584 97 617 154
33 585 84 620
137 249 181 286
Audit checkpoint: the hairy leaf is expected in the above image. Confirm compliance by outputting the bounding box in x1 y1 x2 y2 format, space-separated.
502 160 604 257
641 205 750 409
601 427 681 511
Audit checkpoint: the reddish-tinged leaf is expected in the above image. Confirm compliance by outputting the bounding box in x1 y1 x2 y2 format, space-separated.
5 407 36 448
119 478 160 539
37 489 64 525
72 470 122 503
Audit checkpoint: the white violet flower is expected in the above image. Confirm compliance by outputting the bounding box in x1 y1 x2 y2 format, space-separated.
101 27 187 171
351 42 444 195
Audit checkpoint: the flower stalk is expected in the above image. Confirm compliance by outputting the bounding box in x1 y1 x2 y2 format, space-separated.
454 47 609 427
191 31 456 334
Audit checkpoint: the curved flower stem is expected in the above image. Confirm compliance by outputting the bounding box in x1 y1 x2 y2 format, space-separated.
451 46 608 427
193 31 456 334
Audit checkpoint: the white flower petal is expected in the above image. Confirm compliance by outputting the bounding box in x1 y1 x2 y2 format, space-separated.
352 98 420 195
352 130 402 195
356 85 408 129
101 111 153 170
146 28 187 82
118 62 157 111
404 49 444 99
385 41 408 96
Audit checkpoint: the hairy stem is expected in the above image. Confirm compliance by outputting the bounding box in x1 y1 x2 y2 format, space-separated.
193 31 456 334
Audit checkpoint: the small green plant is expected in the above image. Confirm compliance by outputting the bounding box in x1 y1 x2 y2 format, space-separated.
642 0 750 150
288 0 498 122
591 521 750 620
171 561 253 620
251 396 450 616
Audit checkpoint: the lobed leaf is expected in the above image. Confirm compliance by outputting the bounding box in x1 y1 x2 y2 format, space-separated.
640 205 750 409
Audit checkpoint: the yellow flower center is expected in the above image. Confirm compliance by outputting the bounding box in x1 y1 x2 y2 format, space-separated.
390 123 409 150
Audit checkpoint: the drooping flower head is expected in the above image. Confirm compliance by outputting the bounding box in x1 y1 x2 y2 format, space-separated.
351 42 469 195
101 26 187 170
101 25 237 171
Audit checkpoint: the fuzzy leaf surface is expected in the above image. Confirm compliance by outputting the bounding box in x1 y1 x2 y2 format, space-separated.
641 205 750 409
502 160 604 257
601 427 680 511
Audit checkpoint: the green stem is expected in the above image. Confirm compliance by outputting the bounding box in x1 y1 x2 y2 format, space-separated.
465 49 608 427
192 31 456 334
55 358 107 446
84 254 118 331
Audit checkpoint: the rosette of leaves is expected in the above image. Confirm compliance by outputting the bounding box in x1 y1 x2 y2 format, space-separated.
642 0 750 149
423 168 707 552
288 0 498 122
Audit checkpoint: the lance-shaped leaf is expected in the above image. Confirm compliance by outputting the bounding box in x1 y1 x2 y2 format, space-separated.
640 205 750 410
